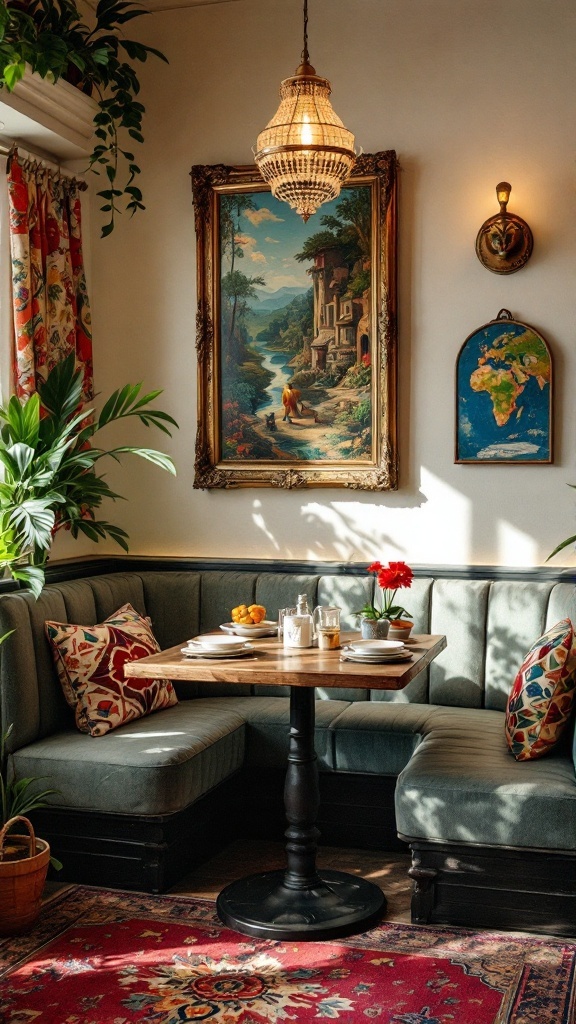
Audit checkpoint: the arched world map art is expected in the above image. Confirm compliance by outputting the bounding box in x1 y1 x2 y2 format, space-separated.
455 309 552 464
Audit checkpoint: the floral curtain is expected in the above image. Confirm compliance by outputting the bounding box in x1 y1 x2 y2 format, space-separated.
7 148 93 401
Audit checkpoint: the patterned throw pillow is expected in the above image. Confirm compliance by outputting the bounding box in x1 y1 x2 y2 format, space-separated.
45 603 177 737
505 618 576 761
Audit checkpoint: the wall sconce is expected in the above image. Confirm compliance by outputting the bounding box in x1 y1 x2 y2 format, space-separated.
475 182 533 274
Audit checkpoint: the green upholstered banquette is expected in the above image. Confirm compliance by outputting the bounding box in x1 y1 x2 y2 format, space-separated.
1 563 575 936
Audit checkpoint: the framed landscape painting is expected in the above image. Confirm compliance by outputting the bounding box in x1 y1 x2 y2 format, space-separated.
455 309 552 464
191 152 398 489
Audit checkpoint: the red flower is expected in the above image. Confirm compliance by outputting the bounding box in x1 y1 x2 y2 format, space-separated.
376 561 414 591
359 558 414 621
366 561 383 574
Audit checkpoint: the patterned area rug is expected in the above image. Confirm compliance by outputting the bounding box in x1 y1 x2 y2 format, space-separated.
0 886 575 1023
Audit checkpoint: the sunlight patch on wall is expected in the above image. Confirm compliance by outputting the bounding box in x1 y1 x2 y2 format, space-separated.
497 520 538 567
251 499 281 552
410 469 472 563
297 470 472 564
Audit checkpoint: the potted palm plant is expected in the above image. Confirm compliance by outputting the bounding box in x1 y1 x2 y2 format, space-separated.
0 0 168 235
0 719 62 935
0 354 178 596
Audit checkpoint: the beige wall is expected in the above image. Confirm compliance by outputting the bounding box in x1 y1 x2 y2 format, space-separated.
63 0 576 568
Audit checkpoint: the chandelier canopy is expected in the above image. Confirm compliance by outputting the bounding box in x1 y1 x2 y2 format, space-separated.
254 0 356 222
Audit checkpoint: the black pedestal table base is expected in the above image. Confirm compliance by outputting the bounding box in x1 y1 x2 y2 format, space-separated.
216 686 386 940
217 868 386 940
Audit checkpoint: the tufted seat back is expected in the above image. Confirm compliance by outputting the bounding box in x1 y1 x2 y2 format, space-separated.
2 569 576 753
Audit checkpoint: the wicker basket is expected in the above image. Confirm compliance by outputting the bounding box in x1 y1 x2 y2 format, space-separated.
0 815 50 935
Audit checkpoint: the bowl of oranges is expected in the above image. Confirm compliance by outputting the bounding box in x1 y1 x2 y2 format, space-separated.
225 604 277 637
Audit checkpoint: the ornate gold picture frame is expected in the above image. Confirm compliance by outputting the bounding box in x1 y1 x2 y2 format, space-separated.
191 151 398 490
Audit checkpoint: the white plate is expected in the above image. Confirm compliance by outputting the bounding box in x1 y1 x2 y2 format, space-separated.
342 645 408 658
180 644 254 659
348 639 406 654
191 632 248 647
220 621 278 638
341 649 413 664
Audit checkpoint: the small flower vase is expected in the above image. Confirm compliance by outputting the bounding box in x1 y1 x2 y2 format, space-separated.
360 617 390 640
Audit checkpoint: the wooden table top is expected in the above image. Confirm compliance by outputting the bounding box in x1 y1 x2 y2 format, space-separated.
124 633 447 692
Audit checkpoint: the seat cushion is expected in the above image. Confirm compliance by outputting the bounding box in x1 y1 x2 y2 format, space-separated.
331 701 438 774
45 603 177 737
505 618 576 761
10 702 245 816
395 706 576 850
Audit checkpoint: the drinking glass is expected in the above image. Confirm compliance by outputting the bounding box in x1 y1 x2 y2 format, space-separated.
314 605 341 650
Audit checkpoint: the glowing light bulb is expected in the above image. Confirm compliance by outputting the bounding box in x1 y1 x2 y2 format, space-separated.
301 114 313 145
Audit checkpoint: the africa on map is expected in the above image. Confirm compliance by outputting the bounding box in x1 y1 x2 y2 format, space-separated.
456 315 551 463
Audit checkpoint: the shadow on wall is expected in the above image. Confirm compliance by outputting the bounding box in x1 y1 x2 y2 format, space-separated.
250 494 428 564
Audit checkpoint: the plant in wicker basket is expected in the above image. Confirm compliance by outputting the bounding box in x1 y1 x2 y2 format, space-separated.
0 718 62 935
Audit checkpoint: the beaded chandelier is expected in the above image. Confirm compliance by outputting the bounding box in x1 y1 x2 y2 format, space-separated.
254 0 356 222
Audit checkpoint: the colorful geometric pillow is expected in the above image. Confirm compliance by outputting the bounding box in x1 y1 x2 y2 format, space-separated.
505 618 576 761
45 603 177 737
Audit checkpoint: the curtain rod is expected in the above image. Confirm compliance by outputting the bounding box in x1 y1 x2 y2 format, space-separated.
0 140 86 183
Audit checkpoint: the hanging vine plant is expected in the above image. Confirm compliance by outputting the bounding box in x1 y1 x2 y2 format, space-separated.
0 0 168 236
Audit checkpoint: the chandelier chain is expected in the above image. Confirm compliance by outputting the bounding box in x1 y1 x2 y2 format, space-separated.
301 0 309 65
255 0 356 221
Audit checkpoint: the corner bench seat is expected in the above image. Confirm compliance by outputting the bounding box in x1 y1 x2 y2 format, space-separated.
16 694 575 853
3 564 576 936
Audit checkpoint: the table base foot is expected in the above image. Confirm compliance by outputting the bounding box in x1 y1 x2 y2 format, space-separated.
216 868 386 940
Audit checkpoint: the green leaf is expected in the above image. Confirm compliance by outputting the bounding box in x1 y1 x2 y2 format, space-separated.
37 354 83 422
108 447 176 474
9 499 55 550
7 442 36 478
4 60 26 91
546 535 576 561
141 45 169 64
72 518 130 552
11 565 45 599
0 448 20 480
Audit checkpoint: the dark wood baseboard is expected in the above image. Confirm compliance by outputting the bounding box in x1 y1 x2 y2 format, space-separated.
403 835 576 937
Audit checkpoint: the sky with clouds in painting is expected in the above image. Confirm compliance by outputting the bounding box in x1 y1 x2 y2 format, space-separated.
229 188 351 293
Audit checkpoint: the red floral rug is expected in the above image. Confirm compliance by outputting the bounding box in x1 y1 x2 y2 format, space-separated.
0 886 574 1023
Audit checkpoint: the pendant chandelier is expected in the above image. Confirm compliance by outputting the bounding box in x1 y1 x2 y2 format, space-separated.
254 0 356 222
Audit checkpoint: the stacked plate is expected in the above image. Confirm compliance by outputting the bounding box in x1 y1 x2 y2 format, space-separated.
181 634 254 659
220 620 278 638
340 639 413 664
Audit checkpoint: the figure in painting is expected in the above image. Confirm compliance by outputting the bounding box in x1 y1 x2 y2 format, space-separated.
282 382 302 422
